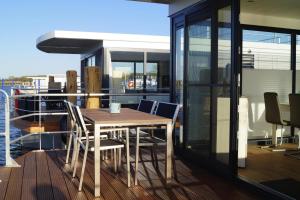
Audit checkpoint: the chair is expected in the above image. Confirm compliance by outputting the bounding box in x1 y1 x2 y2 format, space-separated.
134 102 181 185
137 99 157 114
264 92 290 146
71 105 130 191
129 99 157 138
64 100 107 169
285 94 300 157
64 100 77 166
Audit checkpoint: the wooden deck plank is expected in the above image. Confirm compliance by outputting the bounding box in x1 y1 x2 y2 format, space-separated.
46 151 71 200
21 152 37 200
53 151 88 200
0 167 11 200
36 151 54 200
0 149 262 200
84 153 121 200
99 154 157 200
5 154 25 200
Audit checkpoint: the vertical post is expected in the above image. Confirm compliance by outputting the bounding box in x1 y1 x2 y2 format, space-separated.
143 52 147 99
39 95 42 151
229 0 241 176
66 70 77 104
84 67 101 109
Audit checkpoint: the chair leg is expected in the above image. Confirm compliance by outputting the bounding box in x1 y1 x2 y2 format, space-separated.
114 149 117 173
171 150 178 181
134 127 140 186
298 133 300 149
71 126 79 170
280 125 283 145
65 130 73 164
72 136 81 178
118 148 122 170
79 143 89 191
126 129 130 187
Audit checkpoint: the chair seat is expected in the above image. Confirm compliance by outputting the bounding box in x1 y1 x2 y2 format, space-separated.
129 129 151 137
87 139 124 151
283 120 290 126
130 136 165 146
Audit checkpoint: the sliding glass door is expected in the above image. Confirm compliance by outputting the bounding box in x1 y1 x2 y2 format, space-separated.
185 17 212 157
172 0 234 174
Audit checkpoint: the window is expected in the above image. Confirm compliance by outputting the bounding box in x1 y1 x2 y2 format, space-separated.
242 30 291 70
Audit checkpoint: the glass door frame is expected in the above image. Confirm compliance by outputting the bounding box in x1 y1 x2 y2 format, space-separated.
170 0 239 176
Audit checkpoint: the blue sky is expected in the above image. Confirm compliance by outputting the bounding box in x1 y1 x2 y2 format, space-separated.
0 0 169 78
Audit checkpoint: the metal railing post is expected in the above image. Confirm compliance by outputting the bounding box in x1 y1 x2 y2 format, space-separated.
39 95 42 151
0 89 20 167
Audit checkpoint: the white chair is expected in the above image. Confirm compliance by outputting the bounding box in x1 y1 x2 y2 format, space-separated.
64 101 107 169
71 105 130 191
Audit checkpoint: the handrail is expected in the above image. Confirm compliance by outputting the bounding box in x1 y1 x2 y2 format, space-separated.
0 89 20 167
11 92 169 98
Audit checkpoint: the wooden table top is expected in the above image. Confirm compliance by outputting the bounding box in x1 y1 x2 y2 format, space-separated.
81 108 172 126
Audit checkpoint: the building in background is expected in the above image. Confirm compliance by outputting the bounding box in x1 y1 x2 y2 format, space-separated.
37 31 170 106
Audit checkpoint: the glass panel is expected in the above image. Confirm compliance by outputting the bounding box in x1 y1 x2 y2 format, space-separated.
186 86 210 156
214 5 231 165
186 17 211 157
147 52 170 92
214 86 230 164
175 27 184 145
136 62 144 90
146 62 158 91
187 18 211 84
112 62 135 92
242 30 291 70
239 30 296 198
111 62 137 104
218 6 231 85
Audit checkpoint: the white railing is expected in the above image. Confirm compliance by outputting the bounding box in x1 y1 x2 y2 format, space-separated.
1 89 169 167
0 89 20 167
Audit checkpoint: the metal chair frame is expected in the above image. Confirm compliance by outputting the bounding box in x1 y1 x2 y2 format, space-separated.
71 105 130 191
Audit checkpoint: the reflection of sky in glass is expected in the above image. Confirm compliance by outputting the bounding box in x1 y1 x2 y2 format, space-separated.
243 30 290 44
147 63 158 73
112 62 134 74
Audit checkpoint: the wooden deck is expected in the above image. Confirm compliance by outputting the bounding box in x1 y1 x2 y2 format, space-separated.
0 148 261 200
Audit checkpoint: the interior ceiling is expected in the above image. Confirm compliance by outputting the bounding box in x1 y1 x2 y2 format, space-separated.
241 0 300 19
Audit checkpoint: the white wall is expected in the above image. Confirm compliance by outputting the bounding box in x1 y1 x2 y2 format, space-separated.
242 69 292 140
241 12 300 30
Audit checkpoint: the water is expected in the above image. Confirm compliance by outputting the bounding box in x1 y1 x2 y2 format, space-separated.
0 86 23 165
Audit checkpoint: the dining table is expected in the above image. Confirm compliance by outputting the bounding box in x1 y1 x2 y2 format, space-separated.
80 108 173 197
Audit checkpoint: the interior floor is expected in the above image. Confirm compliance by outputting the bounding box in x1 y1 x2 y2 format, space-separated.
238 143 300 199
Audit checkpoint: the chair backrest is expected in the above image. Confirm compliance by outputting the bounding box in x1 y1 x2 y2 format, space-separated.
264 92 283 125
155 102 181 128
137 99 157 114
72 105 88 137
64 100 76 123
289 94 300 128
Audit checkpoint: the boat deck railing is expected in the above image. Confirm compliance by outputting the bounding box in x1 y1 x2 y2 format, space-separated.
0 88 170 167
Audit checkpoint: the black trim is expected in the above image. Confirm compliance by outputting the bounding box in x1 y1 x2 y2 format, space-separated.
241 24 300 35
229 0 239 178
